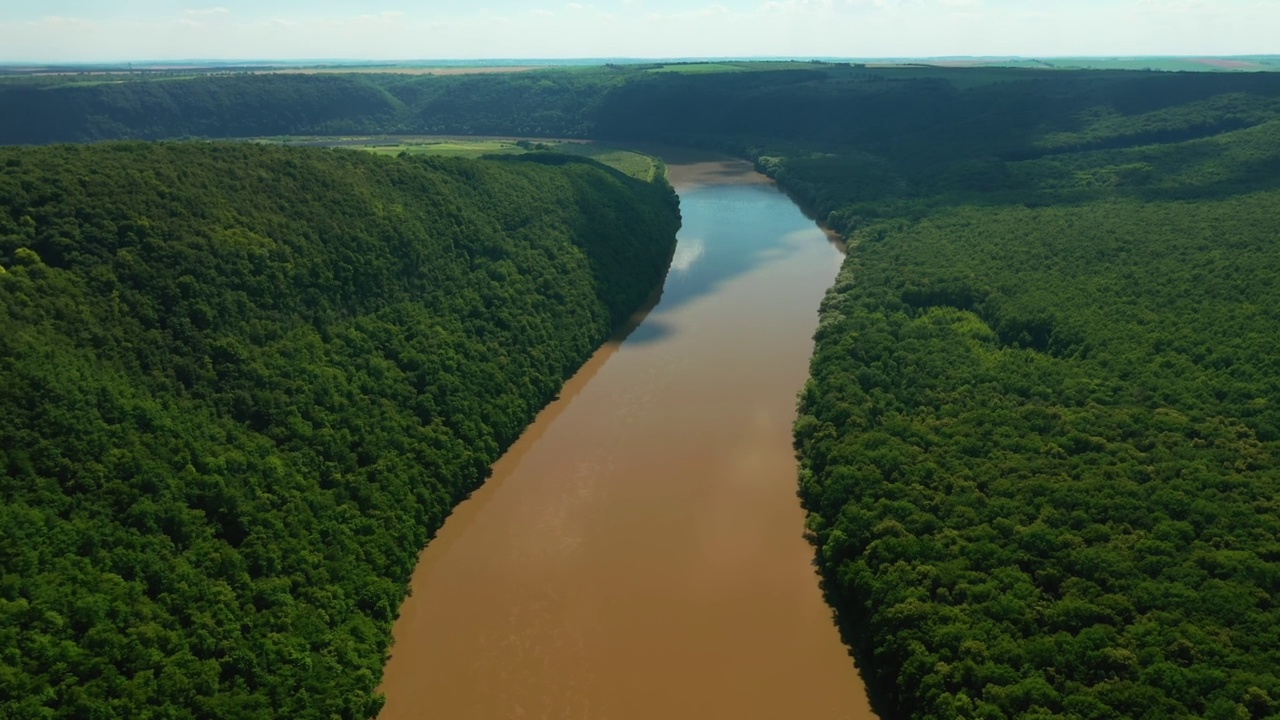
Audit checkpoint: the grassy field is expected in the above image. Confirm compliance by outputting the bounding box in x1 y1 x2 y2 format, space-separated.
363 139 527 158
260 136 664 182
372 139 663 181
644 63 750 74
637 57 1280 74
973 57 1280 72
554 144 663 182
642 60 842 74
260 66 541 76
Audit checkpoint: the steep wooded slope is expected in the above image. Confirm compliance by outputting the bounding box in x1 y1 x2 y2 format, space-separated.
0 143 679 718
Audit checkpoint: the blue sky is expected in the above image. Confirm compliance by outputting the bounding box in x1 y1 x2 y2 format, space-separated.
1 1 1276 62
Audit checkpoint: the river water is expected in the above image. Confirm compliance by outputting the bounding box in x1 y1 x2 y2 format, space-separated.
378 152 874 719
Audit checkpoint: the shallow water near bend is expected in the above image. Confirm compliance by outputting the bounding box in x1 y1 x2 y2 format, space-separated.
378 152 875 720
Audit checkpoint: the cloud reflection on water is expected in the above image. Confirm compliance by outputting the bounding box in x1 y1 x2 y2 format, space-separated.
638 184 829 326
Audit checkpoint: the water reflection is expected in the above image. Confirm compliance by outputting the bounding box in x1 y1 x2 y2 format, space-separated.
621 319 677 346
647 184 826 330
668 236 706 273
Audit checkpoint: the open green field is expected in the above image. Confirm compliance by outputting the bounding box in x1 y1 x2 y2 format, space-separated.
291 137 665 182
972 56 1280 72
363 139 526 158
556 144 664 182
642 60 847 74
644 62 750 74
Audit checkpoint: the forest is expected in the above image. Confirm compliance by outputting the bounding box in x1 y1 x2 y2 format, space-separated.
782 77 1280 718
4 63 1280 719
3 63 1280 152
0 143 679 717
796 188 1280 718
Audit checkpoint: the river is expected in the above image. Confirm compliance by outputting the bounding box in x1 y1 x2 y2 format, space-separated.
378 151 875 719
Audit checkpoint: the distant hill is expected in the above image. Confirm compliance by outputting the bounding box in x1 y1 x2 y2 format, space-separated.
3 61 1280 147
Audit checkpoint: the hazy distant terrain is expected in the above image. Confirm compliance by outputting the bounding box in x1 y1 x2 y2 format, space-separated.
2 55 1276 78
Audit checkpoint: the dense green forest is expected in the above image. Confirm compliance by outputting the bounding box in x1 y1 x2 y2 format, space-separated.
5 63 1280 719
0 143 679 718
5 64 1280 151
786 92 1280 718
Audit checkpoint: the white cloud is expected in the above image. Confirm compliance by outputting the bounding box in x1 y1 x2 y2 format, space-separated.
37 16 96 27
184 7 230 17
645 4 731 21
761 0 834 14
354 11 407 22
178 7 230 27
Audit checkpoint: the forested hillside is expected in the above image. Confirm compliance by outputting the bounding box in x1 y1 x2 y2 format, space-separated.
0 75 405 144
5 64 1280 151
0 143 679 718
791 110 1280 719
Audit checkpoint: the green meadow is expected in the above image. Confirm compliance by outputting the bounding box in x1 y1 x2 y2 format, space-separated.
332 138 663 182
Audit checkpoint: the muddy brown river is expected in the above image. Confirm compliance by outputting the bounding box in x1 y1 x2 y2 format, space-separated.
378 152 875 719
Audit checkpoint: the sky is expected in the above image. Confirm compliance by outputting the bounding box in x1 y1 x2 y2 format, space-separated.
0 0 1276 63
